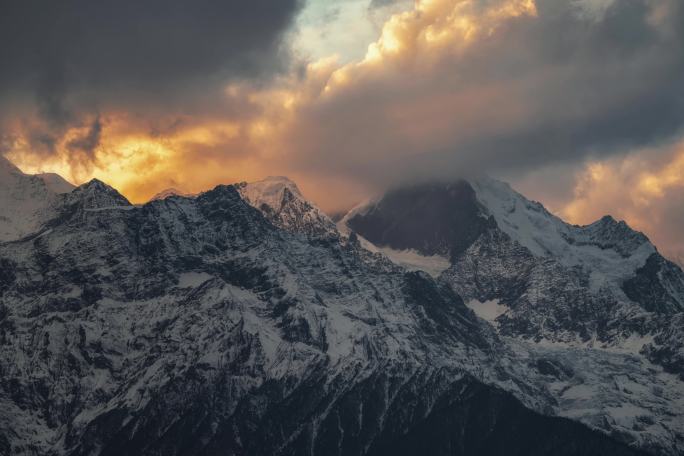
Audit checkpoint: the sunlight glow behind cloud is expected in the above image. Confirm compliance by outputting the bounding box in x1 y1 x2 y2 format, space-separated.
2 0 684 260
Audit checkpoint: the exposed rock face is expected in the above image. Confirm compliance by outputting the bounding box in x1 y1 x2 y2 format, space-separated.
642 313 684 380
623 253 684 314
346 181 494 260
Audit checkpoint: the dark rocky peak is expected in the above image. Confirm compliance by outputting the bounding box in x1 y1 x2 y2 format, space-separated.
197 184 244 205
593 214 646 239
346 180 495 260
195 184 273 233
623 252 684 314
79 178 114 191
575 215 650 257
66 179 131 210
280 185 299 208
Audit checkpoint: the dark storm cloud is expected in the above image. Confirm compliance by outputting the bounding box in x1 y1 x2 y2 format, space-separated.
66 116 102 160
282 0 684 190
473 0 684 171
0 0 302 154
0 0 301 98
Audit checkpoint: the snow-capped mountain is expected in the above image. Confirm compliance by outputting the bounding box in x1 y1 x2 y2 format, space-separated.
343 177 684 454
37 172 77 194
150 187 195 201
0 160 682 455
345 178 684 340
236 176 337 237
0 155 74 242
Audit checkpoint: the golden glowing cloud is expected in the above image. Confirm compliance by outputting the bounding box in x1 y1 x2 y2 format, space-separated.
3 0 543 209
4 0 683 257
561 139 684 263
6 112 267 203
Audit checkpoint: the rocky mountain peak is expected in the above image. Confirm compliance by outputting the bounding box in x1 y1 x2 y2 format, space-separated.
344 176 684 368
236 176 337 237
149 187 194 201
66 178 131 210
346 180 494 260
236 176 303 211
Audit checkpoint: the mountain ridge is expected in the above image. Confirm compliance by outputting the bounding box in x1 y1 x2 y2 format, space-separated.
343 179 684 376
0 158 683 454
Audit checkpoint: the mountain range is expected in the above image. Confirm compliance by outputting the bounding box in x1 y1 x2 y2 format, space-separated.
0 155 682 455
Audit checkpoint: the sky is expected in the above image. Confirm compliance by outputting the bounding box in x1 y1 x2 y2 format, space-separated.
1 0 683 263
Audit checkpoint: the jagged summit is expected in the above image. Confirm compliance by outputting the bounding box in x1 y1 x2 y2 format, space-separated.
470 177 654 268
65 178 131 210
237 176 303 210
343 177 684 365
149 187 194 201
236 176 337 237
575 214 651 257
75 178 130 197
81 178 108 188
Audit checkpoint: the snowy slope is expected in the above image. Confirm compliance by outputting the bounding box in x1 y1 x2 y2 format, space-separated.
471 177 656 293
149 187 195 201
343 178 684 377
466 177 684 318
0 156 73 242
37 172 76 194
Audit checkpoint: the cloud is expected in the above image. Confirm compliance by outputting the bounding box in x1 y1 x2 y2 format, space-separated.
0 0 301 100
66 116 102 161
273 0 684 199
0 0 302 163
555 138 684 264
3 0 684 239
